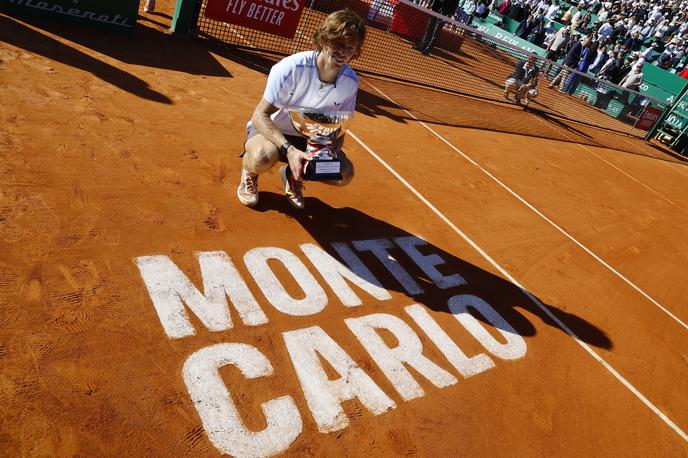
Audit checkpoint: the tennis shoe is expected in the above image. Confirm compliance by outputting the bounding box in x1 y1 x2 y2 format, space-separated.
237 169 259 207
279 166 304 210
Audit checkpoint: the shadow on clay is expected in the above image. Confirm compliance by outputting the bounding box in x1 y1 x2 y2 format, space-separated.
250 192 613 350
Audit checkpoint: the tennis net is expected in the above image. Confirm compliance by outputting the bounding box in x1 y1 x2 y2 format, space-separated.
192 0 668 139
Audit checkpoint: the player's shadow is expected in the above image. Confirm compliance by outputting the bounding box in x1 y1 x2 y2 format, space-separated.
0 14 172 104
0 11 232 103
255 193 613 350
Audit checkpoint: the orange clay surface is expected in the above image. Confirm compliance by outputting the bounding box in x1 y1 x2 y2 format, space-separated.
1 4 688 457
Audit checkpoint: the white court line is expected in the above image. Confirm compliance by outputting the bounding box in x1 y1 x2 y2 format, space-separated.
362 79 688 332
222 23 254 48
526 112 688 216
345 128 688 442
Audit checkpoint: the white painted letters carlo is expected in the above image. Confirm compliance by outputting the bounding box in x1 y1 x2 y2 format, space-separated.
136 236 527 457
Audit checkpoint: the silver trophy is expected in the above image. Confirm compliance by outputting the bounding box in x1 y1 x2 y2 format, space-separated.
289 108 354 181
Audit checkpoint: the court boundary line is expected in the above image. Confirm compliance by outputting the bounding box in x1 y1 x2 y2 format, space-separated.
361 80 688 333
526 112 688 216
345 127 688 442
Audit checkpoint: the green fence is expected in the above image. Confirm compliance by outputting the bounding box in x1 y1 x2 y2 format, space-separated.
473 16 546 56
642 63 688 105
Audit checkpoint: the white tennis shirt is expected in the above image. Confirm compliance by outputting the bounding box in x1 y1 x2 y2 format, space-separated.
250 50 359 136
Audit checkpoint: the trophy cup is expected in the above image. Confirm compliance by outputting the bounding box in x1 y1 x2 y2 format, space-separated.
288 109 354 181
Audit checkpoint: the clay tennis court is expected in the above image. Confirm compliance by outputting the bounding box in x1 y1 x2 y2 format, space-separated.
1 2 688 456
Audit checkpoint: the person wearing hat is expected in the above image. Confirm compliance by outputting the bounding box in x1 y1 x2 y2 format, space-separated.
620 61 644 101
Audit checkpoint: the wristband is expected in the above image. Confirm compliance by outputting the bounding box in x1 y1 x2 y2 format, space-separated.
280 141 292 157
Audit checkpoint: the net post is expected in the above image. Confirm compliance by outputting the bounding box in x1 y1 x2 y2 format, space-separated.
171 0 199 37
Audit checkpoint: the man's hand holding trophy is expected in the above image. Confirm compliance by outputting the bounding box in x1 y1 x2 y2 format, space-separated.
289 108 354 181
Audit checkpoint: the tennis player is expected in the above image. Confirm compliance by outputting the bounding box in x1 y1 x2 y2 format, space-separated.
236 10 366 210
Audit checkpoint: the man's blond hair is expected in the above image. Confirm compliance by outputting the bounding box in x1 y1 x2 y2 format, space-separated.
312 10 366 59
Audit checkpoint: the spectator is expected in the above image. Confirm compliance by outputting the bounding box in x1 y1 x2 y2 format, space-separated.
670 44 685 67
597 5 610 24
571 9 583 28
642 42 659 61
589 41 611 72
598 20 614 38
516 14 537 38
563 39 598 94
545 0 560 21
462 0 478 25
579 12 593 32
597 50 624 82
678 66 688 78
543 26 571 74
476 0 489 20
528 17 548 45
654 19 670 40
508 0 527 21
561 6 576 24
620 61 644 94
615 52 641 83
550 34 588 89
623 31 643 51
612 18 627 41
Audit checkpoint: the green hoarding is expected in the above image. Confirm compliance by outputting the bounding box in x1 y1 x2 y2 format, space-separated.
473 17 547 56
642 63 688 101
1 0 140 30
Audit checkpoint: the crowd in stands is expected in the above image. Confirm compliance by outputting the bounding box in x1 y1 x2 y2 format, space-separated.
412 0 688 80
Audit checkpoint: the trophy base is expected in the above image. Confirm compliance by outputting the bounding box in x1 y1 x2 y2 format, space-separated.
304 158 342 181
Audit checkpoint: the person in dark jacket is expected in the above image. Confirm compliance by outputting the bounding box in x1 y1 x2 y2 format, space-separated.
527 17 547 46
563 39 598 95
507 0 526 22
516 14 536 39
597 50 623 82
614 53 640 84
504 54 541 105
419 0 460 55
549 35 588 90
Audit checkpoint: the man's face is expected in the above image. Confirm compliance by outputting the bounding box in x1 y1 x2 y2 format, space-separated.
324 40 359 68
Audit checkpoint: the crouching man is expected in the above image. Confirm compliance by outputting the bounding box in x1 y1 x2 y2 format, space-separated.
237 10 366 210
504 54 540 106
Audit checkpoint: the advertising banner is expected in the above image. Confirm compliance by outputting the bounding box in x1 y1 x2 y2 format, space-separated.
634 106 663 131
472 18 546 56
205 0 305 39
1 0 139 30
